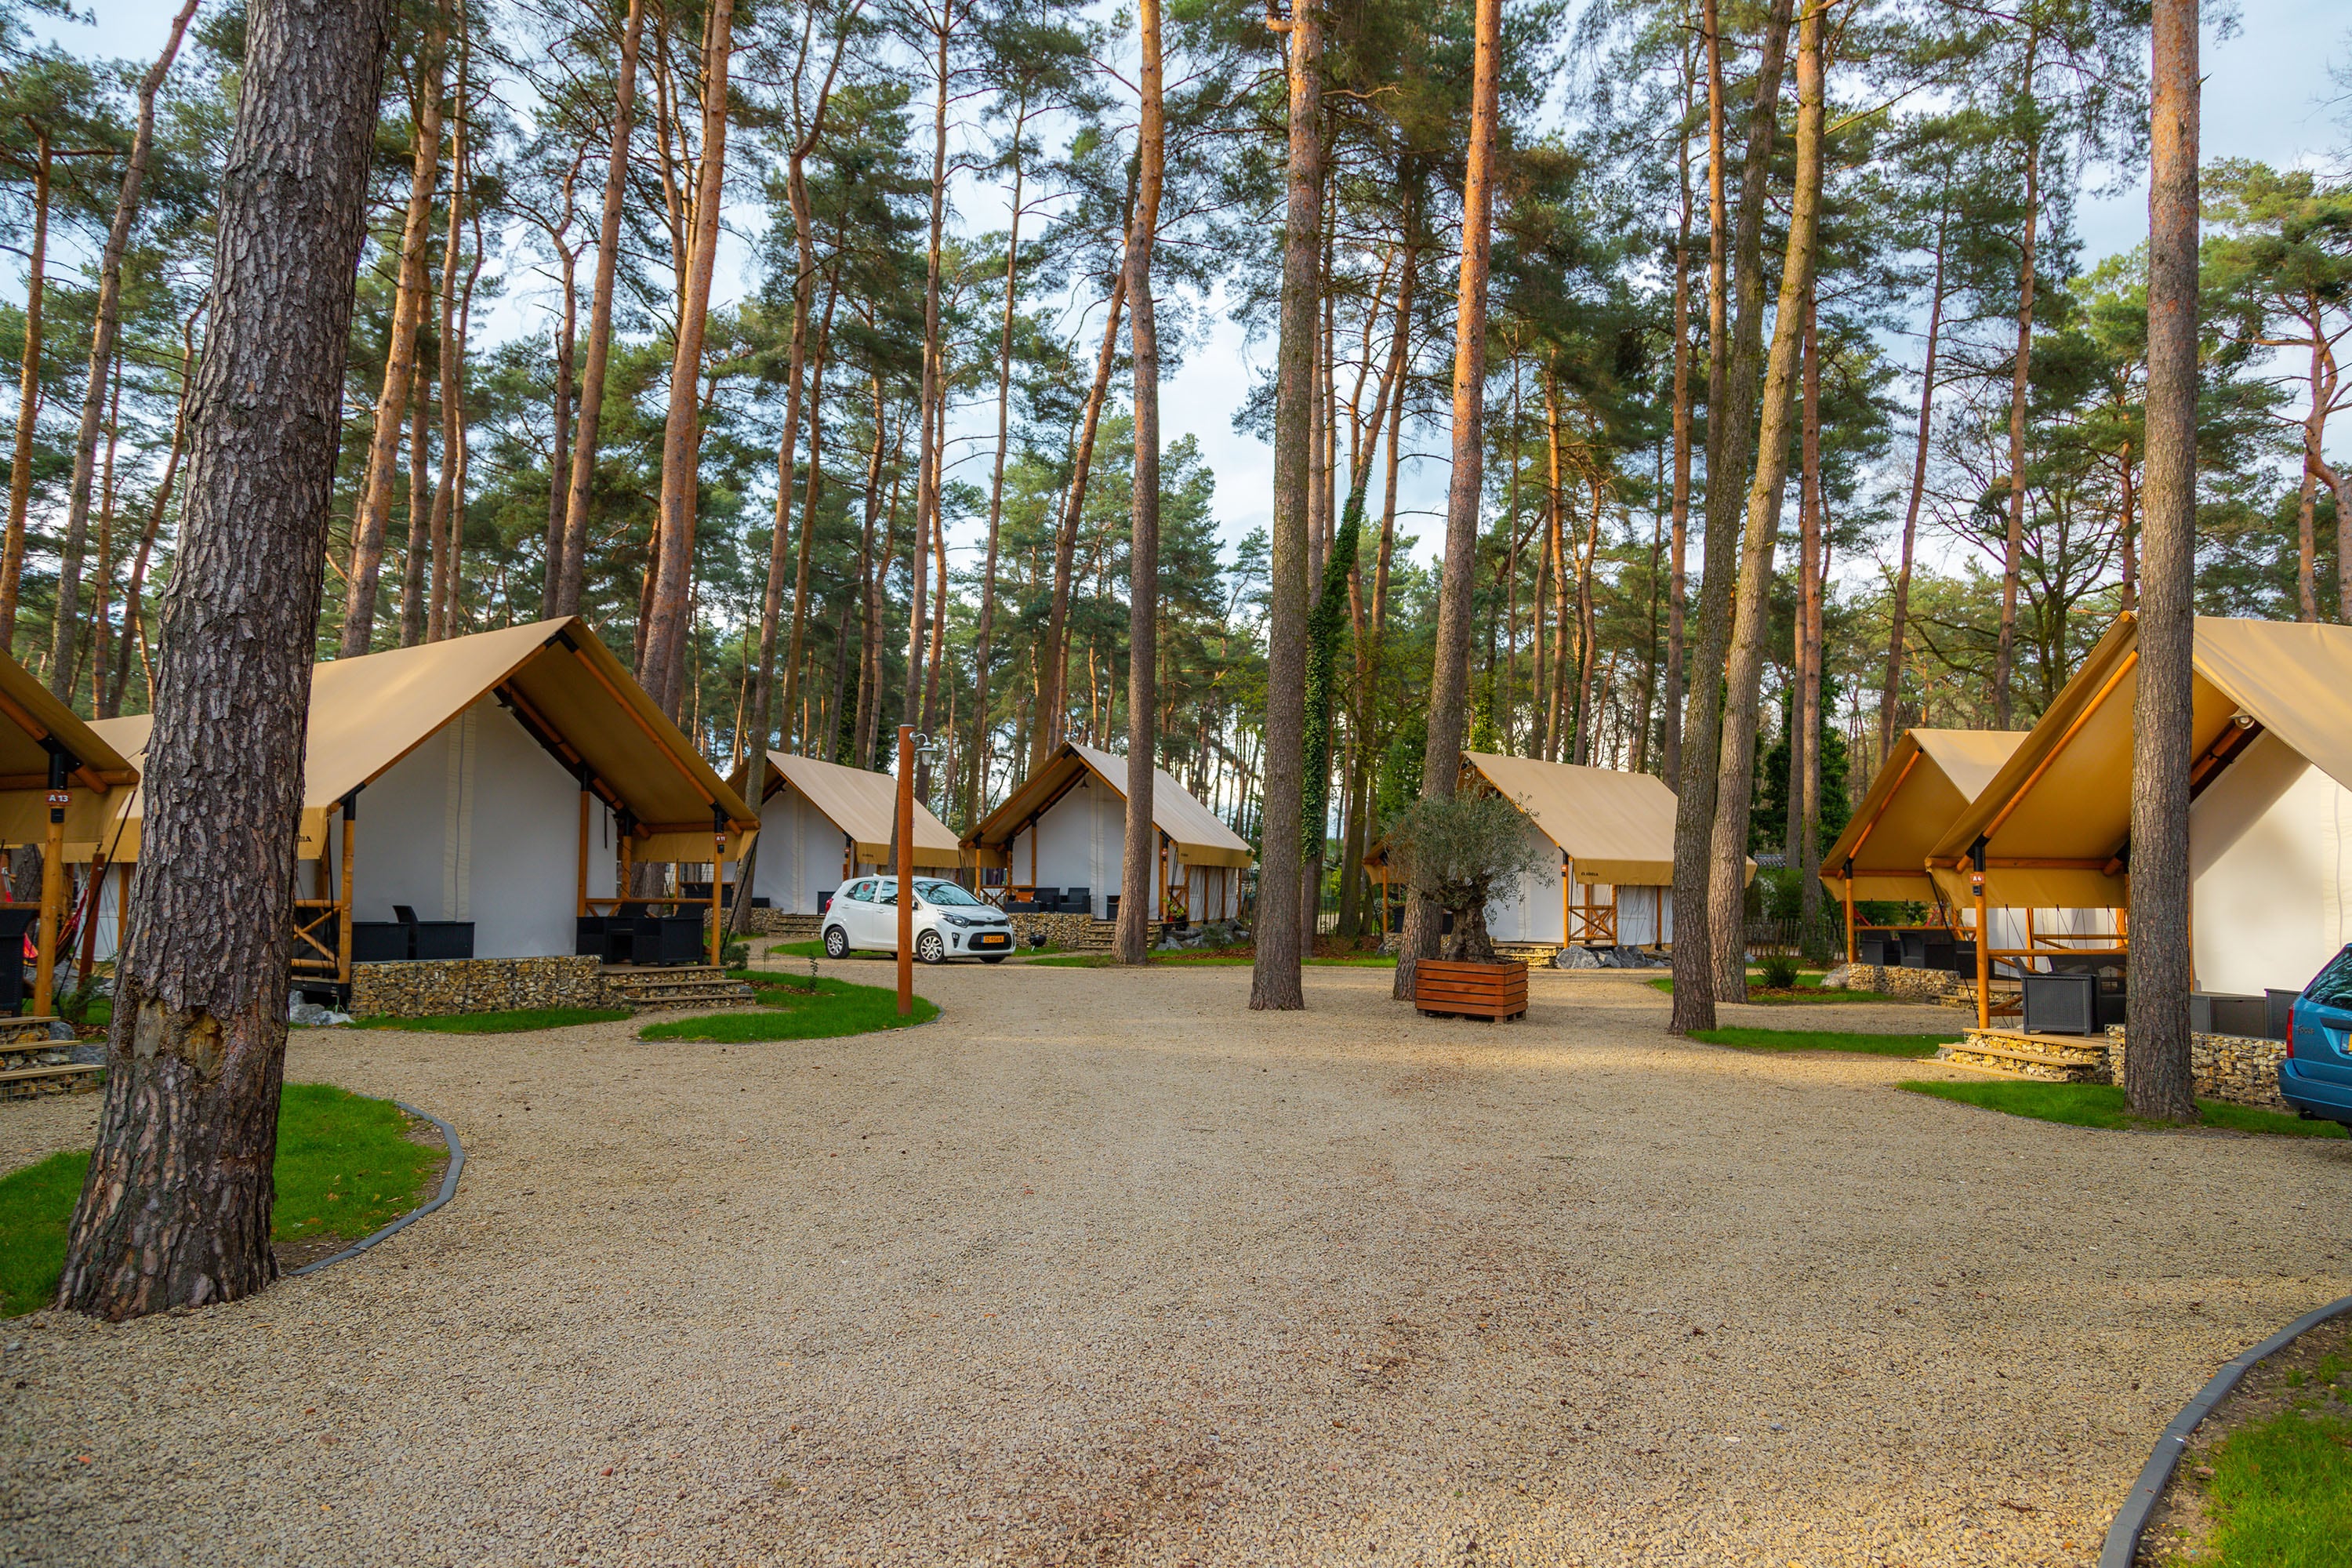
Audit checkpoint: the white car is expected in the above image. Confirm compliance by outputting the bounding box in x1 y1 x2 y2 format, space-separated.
822 876 1017 964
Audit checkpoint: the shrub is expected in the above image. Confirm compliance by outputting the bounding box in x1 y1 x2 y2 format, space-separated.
1381 791 1550 964
1757 953 1801 989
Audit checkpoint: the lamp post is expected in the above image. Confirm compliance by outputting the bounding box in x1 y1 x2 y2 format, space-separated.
895 727 938 1017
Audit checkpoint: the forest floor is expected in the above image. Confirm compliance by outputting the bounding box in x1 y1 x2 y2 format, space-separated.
2 964 2347 1566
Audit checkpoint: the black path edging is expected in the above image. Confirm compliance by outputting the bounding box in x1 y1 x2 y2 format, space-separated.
2099 1290 2352 1566
287 1102 465 1278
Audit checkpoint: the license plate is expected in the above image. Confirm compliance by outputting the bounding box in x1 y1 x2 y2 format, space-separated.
974 932 1008 947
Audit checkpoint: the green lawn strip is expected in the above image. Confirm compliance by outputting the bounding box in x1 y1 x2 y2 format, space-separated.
0 1082 443 1317
1646 973 1892 1004
1898 1079 2347 1138
1690 1026 1954 1058
767 939 824 958
2200 1396 2352 1562
348 1007 630 1033
641 975 936 1041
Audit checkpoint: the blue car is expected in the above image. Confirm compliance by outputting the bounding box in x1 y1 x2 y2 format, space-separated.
2283 946 2352 1129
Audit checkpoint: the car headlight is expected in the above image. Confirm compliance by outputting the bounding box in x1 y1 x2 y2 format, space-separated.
942 913 975 927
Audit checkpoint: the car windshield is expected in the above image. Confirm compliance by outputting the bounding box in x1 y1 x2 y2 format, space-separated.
2305 945 2352 1011
916 879 983 907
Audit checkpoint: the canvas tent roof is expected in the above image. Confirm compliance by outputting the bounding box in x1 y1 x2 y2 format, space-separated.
1364 753 1751 887
731 751 961 869
71 618 757 865
1926 615 2352 908
964 741 1254 869
1818 728 2028 902
0 651 140 850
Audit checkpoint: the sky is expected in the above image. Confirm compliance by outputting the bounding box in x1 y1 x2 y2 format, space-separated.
21 0 2352 596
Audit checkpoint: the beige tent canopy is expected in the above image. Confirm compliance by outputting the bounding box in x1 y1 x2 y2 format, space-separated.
1365 753 1751 886
0 651 140 1018
729 750 960 869
1923 615 2351 911
965 741 1254 870
73 617 757 868
1820 728 2027 904
0 654 140 852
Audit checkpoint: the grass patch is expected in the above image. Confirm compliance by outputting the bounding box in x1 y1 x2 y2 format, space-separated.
641 975 936 1041
1899 1079 2347 1138
0 1082 443 1317
350 1006 630 1034
1022 946 1396 969
1690 1026 1954 1058
2198 1391 2352 1563
767 939 824 959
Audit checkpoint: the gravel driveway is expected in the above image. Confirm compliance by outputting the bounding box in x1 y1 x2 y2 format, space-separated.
4 963 2348 1567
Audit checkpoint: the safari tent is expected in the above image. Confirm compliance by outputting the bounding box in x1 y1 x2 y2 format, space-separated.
1367 753 1745 949
728 750 960 915
964 741 1254 922
75 618 757 983
0 652 140 1017
1926 614 2352 1018
1820 728 2024 960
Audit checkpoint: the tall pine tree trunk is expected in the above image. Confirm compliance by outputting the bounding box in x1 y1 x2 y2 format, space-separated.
343 9 445 654
1706 0 1821 1003
1116 0 1164 966
1672 0 1791 1032
1991 20 2042 728
1664 33 1696 783
0 133 53 652
968 107 1030 824
641 0 735 717
1879 196 1946 760
555 0 644 619
1252 0 1322 1011
1391 0 1499 1003
57 0 391 1320
53 0 201 690
2125 0 2198 1122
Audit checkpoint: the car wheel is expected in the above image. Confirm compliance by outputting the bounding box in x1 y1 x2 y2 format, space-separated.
916 931 947 965
979 955 1007 965
823 926 851 960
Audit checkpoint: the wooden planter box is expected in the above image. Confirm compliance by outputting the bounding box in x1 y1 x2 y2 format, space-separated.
1414 958 1529 1022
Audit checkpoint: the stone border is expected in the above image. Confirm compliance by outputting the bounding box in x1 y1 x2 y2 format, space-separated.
286 1102 466 1278
2097 1290 2352 1568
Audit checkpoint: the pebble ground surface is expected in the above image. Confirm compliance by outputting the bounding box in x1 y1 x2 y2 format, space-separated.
3 962 2349 1568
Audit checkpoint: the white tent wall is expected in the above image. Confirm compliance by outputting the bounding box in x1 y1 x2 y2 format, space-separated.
350 697 617 958
2190 729 2352 996
750 786 857 915
1478 815 1672 947
1009 776 1121 917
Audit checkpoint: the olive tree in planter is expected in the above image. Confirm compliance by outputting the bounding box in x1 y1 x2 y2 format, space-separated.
1385 790 1548 1018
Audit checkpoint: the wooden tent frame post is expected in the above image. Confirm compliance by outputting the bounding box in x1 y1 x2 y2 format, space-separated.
710 806 726 968
1841 855 1856 964
1971 837 1991 1031
576 786 591 916
337 791 358 986
33 747 65 1019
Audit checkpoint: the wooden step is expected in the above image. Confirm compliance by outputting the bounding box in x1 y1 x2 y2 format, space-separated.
1 1061 104 1099
1933 1036 2107 1083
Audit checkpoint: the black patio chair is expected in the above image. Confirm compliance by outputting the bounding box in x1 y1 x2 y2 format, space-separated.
1063 887 1091 918
632 915 707 966
354 921 412 962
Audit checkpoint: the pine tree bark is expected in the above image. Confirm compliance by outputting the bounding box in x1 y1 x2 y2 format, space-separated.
1115 0 1164 966
1253 0 1321 1011
539 180 578 615
640 0 735 717
2125 0 2199 1123
426 84 467 644
52 0 201 691
554 0 644 619
398 388 431 645
1705 0 1820 1004
1664 34 1696 784
1879 195 1946 760
0 132 53 653
1392 0 1499 1004
1671 0 1790 1033
968 92 1040 823
56 0 391 1320
1991 19 2042 727
341 9 445 655
903 0 954 760
1794 285 1824 933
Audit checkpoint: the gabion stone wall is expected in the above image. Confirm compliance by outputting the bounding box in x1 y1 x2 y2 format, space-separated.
348 956 615 1018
